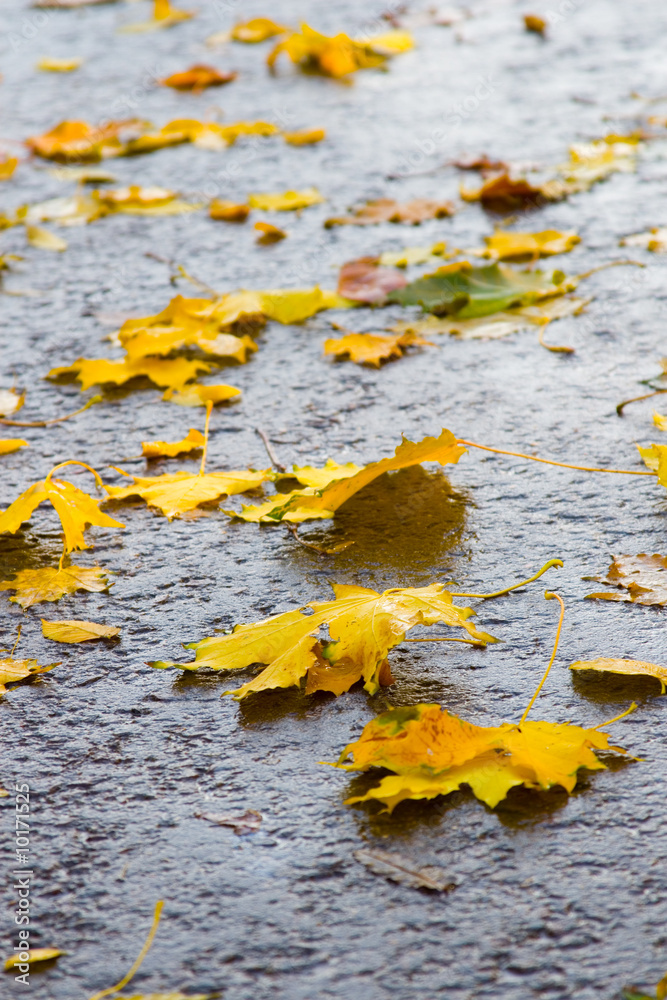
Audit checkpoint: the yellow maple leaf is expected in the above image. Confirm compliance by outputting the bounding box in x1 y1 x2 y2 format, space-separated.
478 229 580 261
0 439 28 455
36 57 82 72
637 443 667 486
247 187 324 211
335 593 634 812
0 563 111 609
0 460 124 555
151 581 495 698
4 948 64 969
41 619 120 643
226 429 466 522
231 17 291 43
324 330 431 367
47 356 211 391
268 24 413 77
142 428 205 458
570 657 667 693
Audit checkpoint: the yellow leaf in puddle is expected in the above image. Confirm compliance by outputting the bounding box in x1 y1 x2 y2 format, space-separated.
570 657 667 692
26 225 67 251
41 619 120 643
104 467 272 519
3 948 64 969
47 356 211 391
247 187 324 211
163 384 241 406
0 563 112 609
0 439 28 455
37 57 83 72
142 429 206 458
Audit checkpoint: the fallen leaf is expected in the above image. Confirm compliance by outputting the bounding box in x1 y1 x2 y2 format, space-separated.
142 429 205 458
118 295 258 360
94 185 201 215
3 948 64 969
195 809 262 833
268 24 413 77
621 227 667 253
354 848 455 891
0 155 18 180
0 437 28 455
48 165 117 184
151 580 494 698
654 412 667 431
325 197 455 227
283 128 326 145
209 199 250 222
26 118 147 162
26 225 68 251
524 14 547 34
453 154 509 173
585 553 667 606
164 384 242 406
160 65 237 92
232 18 290 42
0 563 112 609
255 221 287 243
0 388 25 416
335 702 629 812
36 57 83 72
559 137 638 190
460 173 566 211
637 443 667 485
388 261 577 318
378 242 447 268
477 229 580 261
121 0 193 31
41 619 120 643
570 658 667 692
247 187 324 211
336 257 407 303
324 330 430 366
48 356 212 391
226 428 466 523
104 467 272 519
19 193 102 225
392 294 588 340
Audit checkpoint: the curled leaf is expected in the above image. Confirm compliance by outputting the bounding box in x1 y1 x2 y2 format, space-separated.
231 18 290 43
0 388 25 416
283 128 325 145
0 439 28 455
570 658 667 692
0 658 58 696
41 619 120 643
141 429 205 458
268 24 413 77
255 221 287 243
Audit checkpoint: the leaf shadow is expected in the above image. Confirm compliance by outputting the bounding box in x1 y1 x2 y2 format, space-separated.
570 669 665 705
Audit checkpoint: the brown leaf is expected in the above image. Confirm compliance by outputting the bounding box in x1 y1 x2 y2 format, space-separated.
195 809 262 834
336 257 407 303
453 154 509 174
524 14 547 34
255 221 287 244
586 554 667 606
354 849 456 892
460 173 564 212
325 198 456 228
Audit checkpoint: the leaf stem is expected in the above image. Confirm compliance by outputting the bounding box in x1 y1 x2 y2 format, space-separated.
537 324 574 354
593 702 638 730
577 259 644 281
87 900 163 1000
518 591 565 726
0 395 101 427
199 400 213 475
457 439 654 475
45 460 105 489
616 388 667 416
256 427 287 472
10 624 22 656
450 558 563 599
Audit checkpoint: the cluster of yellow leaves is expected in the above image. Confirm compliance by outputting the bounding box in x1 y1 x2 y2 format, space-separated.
42 619 120 643
268 24 414 78
152 582 494 699
335 702 628 812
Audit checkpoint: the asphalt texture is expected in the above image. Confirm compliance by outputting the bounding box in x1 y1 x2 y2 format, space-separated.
1 1 667 998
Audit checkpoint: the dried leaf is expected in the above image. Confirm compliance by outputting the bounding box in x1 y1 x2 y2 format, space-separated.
336 257 407 303
336 703 629 812
477 229 580 261
26 118 148 162
0 388 25 416
26 225 68 251
283 128 326 145
255 222 287 243
0 468 124 555
247 187 324 211
36 57 82 72
0 155 18 180
268 24 413 77
3 948 64 969
0 564 112 609
388 261 577 318
460 173 566 211
164 384 242 406
585 553 667 606
231 18 290 42
104 467 272 519
378 242 447 268
570 658 667 692
0 658 57 696
151 581 494 698
325 198 455 227
160 65 237 92
48 356 212 391
142 429 205 458
41 619 120 643
195 809 262 833
354 848 455 891
226 428 466 523
209 199 250 222
524 14 547 34
621 227 667 253
324 331 431 366
0 439 28 455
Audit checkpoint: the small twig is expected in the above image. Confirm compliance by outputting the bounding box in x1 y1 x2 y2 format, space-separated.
256 428 286 472
0 394 101 427
616 388 667 416
145 252 219 297
284 524 354 557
